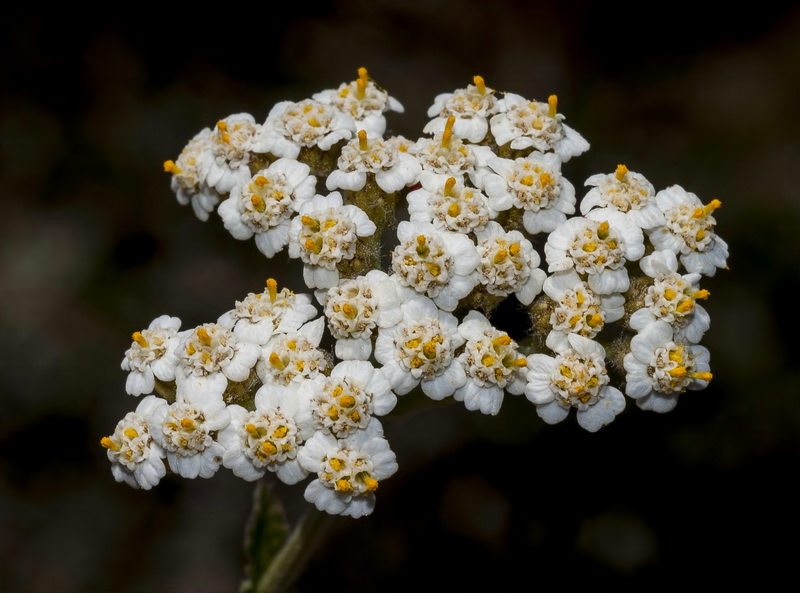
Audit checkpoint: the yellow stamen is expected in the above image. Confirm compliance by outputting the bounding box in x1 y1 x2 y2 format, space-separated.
261 441 278 456
442 116 455 148
358 67 369 83
560 365 573 379
251 194 266 213
405 339 420 349
668 366 687 378
132 331 149 348
307 116 321 127
444 177 457 197
332 386 343 398
254 175 268 187
304 238 322 254
676 299 695 313
358 129 368 151
473 75 486 94
329 458 345 471
273 425 288 439
356 77 367 100
245 424 258 435
521 175 534 186
201 352 211 365
180 418 195 430
576 291 585 305
482 354 496 367
123 428 139 440
186 343 196 356
269 352 285 370
583 242 598 252
615 164 628 181
216 120 228 132
494 250 508 264
492 335 511 347
548 95 558 118
336 479 352 492
339 395 356 408
692 372 713 382
511 358 527 368
342 303 357 319
196 327 212 346
100 437 119 451
348 410 361 423
327 406 339 420
569 314 581 327
409 357 424 369
286 340 296 351
587 314 603 327
693 289 710 300
664 288 677 301
267 278 278 302
669 346 684 364
509 243 521 257
696 229 707 242
422 341 438 359
597 221 610 241
425 262 441 276
539 172 553 186
163 160 181 175
447 202 461 217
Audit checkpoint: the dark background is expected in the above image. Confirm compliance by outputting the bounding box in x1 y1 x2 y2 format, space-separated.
2 1 798 591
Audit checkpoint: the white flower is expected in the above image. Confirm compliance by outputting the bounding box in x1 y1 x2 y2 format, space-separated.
423 76 499 143
326 131 420 193
206 114 262 194
121 315 182 396
321 270 403 360
479 152 576 235
623 321 713 413
412 116 493 183
257 99 355 159
473 221 547 305
525 334 625 432
408 176 491 234
581 165 665 230
390 221 479 311
298 418 398 518
101 395 167 490
374 293 466 400
217 278 318 346
649 185 728 276
219 384 315 484
453 311 529 415
163 127 219 221
257 318 330 387
630 250 710 343
545 209 644 294
176 323 261 400
543 270 624 352
301 360 396 439
489 93 589 161
150 391 230 479
217 159 317 258
288 192 376 289
313 67 404 137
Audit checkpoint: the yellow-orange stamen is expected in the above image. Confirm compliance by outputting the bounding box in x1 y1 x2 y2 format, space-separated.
548 95 558 118
473 75 486 94
267 278 278 302
358 130 368 151
196 327 212 346
163 160 181 175
132 331 149 348
615 164 628 181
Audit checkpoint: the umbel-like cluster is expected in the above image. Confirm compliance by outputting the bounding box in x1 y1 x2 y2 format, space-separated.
103 69 728 518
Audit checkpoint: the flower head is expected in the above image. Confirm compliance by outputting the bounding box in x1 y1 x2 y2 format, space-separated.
206 113 262 194
288 192 377 289
121 315 182 396
257 318 330 387
163 127 218 221
258 99 355 159
454 311 529 415
298 418 398 518
326 131 420 193
525 334 625 432
581 165 665 230
408 175 491 234
423 75 499 143
218 159 317 258
101 395 167 490
649 185 728 276
391 221 479 311
490 93 589 161
219 384 315 484
624 321 712 413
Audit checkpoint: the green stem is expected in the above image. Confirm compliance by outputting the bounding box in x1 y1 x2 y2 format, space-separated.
254 509 338 593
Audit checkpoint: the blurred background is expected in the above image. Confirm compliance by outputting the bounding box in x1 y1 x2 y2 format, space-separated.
2 1 798 591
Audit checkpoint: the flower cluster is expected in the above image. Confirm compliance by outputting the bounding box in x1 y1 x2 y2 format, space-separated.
105 69 727 518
